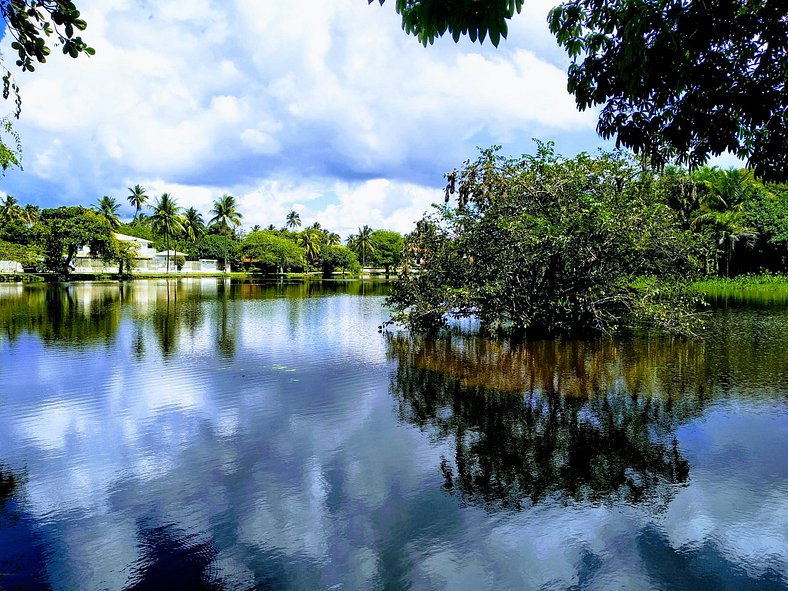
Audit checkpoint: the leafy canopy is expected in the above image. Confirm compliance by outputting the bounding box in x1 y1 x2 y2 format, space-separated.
386 144 705 336
37 206 115 274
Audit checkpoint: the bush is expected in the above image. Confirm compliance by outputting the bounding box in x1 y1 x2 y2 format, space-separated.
386 145 706 336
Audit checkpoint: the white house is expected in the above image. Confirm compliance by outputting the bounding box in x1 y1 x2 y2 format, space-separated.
74 233 219 274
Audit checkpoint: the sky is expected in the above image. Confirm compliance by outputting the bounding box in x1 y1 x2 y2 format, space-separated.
0 0 732 238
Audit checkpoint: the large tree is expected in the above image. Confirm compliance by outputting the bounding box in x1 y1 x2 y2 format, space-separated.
375 0 788 182
369 229 404 277
386 144 705 336
241 230 305 274
37 206 115 275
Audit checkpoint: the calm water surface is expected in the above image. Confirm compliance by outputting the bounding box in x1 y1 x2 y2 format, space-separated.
0 279 786 590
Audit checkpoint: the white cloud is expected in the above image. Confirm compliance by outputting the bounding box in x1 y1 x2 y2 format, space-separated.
1 0 608 230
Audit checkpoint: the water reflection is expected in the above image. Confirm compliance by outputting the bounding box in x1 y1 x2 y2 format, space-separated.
388 334 699 509
0 281 785 590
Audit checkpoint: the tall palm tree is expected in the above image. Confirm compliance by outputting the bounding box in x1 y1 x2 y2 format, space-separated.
286 210 301 231
182 207 206 242
327 232 341 246
150 193 184 274
128 185 148 219
209 194 243 273
94 195 122 230
350 225 375 271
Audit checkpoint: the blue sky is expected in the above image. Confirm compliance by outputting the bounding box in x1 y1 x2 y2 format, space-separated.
0 0 736 238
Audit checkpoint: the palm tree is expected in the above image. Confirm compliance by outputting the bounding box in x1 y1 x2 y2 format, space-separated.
0 194 22 227
94 195 122 229
209 194 243 273
128 185 148 219
150 193 184 274
22 203 40 226
286 210 301 231
349 225 375 271
327 232 341 246
182 207 206 242
299 229 321 269
690 167 759 276
692 209 756 277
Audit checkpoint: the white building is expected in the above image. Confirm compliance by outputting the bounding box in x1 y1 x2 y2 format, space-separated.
74 233 219 274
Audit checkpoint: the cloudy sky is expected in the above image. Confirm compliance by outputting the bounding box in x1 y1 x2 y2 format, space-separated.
4 0 618 237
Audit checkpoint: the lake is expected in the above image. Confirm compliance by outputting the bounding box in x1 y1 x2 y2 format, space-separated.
0 279 786 590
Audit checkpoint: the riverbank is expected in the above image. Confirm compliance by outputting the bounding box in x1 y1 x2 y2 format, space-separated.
0 270 391 282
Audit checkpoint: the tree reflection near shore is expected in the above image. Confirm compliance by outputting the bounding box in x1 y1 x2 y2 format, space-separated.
386 334 712 510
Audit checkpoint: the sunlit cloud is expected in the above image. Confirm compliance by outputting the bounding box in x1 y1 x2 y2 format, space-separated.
1 0 606 234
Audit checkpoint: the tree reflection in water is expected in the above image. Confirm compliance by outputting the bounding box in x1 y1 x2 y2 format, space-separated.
386 333 705 511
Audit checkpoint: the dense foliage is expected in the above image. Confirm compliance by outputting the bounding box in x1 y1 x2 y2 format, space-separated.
377 0 788 181
37 206 115 274
241 230 305 273
386 145 706 336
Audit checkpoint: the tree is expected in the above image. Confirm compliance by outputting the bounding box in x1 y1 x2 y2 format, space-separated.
196 233 240 268
22 203 39 226
371 0 523 46
241 230 305 274
37 206 115 275
94 195 121 230
182 207 205 243
149 193 184 274
369 230 403 277
349 225 375 270
320 244 360 277
688 168 759 276
386 144 705 336
0 194 23 227
127 184 148 219
327 232 341 246
209 194 242 273
298 229 321 269
285 209 301 231
376 0 788 182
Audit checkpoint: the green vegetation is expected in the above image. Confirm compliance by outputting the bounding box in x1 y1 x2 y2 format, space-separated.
3 143 787 339
37 206 116 275
386 145 706 336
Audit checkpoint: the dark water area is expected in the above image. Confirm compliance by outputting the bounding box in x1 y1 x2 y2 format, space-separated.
0 279 786 590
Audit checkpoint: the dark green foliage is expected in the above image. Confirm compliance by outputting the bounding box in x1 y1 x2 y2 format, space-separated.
241 230 305 273
369 230 404 276
0 237 40 267
371 0 524 46
197 233 240 267
387 145 705 336
117 220 155 242
0 219 35 244
37 206 115 275
320 244 360 277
